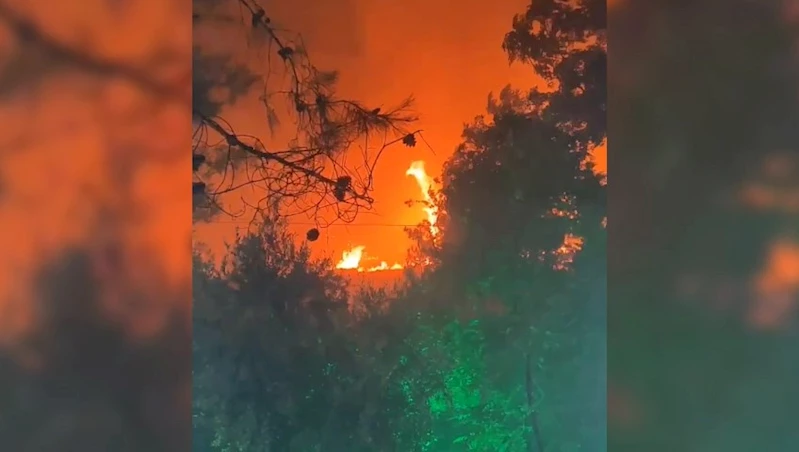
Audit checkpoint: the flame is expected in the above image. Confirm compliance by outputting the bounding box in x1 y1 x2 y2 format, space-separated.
335 246 403 272
553 233 584 271
336 245 365 270
367 261 404 272
339 164 585 274
406 160 439 235
336 163 438 274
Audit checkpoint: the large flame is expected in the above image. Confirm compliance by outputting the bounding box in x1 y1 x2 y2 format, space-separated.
336 245 365 270
335 246 403 272
335 162 439 274
405 160 439 235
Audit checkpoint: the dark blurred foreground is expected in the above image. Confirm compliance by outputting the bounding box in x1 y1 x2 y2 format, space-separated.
0 250 191 451
0 1 192 451
609 0 799 450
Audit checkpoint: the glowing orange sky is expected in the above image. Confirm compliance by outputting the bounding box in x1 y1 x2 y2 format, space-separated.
0 0 192 342
1 0 794 345
193 0 576 265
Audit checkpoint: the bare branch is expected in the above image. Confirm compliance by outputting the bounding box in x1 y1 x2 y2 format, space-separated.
0 2 189 105
192 0 421 229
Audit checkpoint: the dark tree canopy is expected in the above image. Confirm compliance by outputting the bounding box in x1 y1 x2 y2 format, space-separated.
192 1 607 451
396 0 607 449
430 0 607 302
193 224 352 450
503 0 606 144
193 223 424 451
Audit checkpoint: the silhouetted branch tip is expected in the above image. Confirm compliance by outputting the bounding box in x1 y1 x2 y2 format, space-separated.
192 0 419 225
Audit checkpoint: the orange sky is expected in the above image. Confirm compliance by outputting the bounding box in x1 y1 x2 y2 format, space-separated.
193 0 601 266
0 0 794 346
0 0 193 342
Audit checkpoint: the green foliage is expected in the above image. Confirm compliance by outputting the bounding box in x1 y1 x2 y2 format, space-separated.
402 320 529 451
193 221 361 451
193 1 606 451
402 0 607 449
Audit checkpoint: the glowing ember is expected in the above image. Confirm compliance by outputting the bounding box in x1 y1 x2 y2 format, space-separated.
554 233 584 270
335 246 403 272
405 160 439 235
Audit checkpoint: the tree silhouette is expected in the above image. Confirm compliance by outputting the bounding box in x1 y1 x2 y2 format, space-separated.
193 221 418 450
192 0 419 227
398 1 607 449
503 0 606 145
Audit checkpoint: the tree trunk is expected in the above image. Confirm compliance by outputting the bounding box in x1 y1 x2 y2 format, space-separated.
525 353 545 452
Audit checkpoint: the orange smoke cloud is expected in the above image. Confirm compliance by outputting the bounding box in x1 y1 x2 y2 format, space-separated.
405 160 439 235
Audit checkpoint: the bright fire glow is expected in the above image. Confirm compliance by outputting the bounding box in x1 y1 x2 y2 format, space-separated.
368 261 404 271
554 233 584 271
336 245 365 270
336 162 440 274
406 160 439 235
335 246 403 272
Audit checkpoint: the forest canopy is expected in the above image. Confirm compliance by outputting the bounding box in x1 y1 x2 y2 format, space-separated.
192 0 606 450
